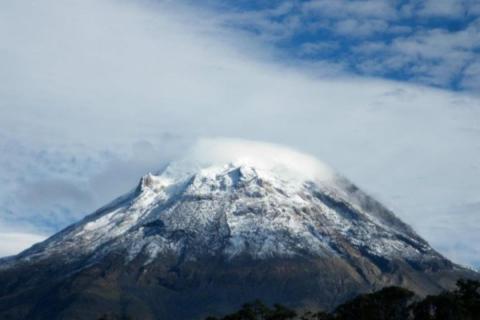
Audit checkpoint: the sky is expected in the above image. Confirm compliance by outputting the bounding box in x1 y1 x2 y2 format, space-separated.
0 0 479 268
199 0 480 91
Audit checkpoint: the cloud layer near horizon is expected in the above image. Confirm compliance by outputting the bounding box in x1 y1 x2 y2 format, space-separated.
1 0 480 268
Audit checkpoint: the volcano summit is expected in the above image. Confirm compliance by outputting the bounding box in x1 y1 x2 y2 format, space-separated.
0 139 475 319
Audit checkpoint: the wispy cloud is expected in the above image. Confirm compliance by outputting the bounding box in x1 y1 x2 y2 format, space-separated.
303 0 398 20
201 0 480 90
417 0 468 18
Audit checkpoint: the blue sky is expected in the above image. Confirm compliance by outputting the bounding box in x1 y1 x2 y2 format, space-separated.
193 0 480 91
0 0 480 268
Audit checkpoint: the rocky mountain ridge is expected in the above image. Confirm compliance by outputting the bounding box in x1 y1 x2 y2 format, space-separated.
0 141 476 319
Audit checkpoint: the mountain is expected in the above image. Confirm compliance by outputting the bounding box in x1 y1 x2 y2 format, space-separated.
0 140 476 320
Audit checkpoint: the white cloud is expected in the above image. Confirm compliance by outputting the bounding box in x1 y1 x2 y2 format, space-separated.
353 41 387 54
1 0 480 268
417 0 467 18
334 18 389 37
0 232 46 257
303 0 397 20
350 23 480 86
177 138 335 182
199 0 480 89
299 41 339 56
461 60 480 90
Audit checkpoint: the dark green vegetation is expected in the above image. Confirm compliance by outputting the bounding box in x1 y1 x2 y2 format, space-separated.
204 279 480 320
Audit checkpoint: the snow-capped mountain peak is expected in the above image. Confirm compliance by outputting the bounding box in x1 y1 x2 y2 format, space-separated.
1 139 475 320
10 139 438 268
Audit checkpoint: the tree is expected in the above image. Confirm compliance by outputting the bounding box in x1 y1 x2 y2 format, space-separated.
455 279 480 318
266 304 297 320
204 279 480 320
300 310 334 320
96 313 134 320
412 292 465 320
334 286 414 320
211 300 296 320
411 279 480 320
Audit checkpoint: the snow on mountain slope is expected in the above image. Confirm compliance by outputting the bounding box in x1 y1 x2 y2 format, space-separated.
5 139 438 269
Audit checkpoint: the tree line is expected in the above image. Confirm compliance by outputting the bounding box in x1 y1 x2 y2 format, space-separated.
205 279 480 320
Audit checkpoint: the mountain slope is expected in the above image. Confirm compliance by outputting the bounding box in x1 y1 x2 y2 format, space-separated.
0 140 476 320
